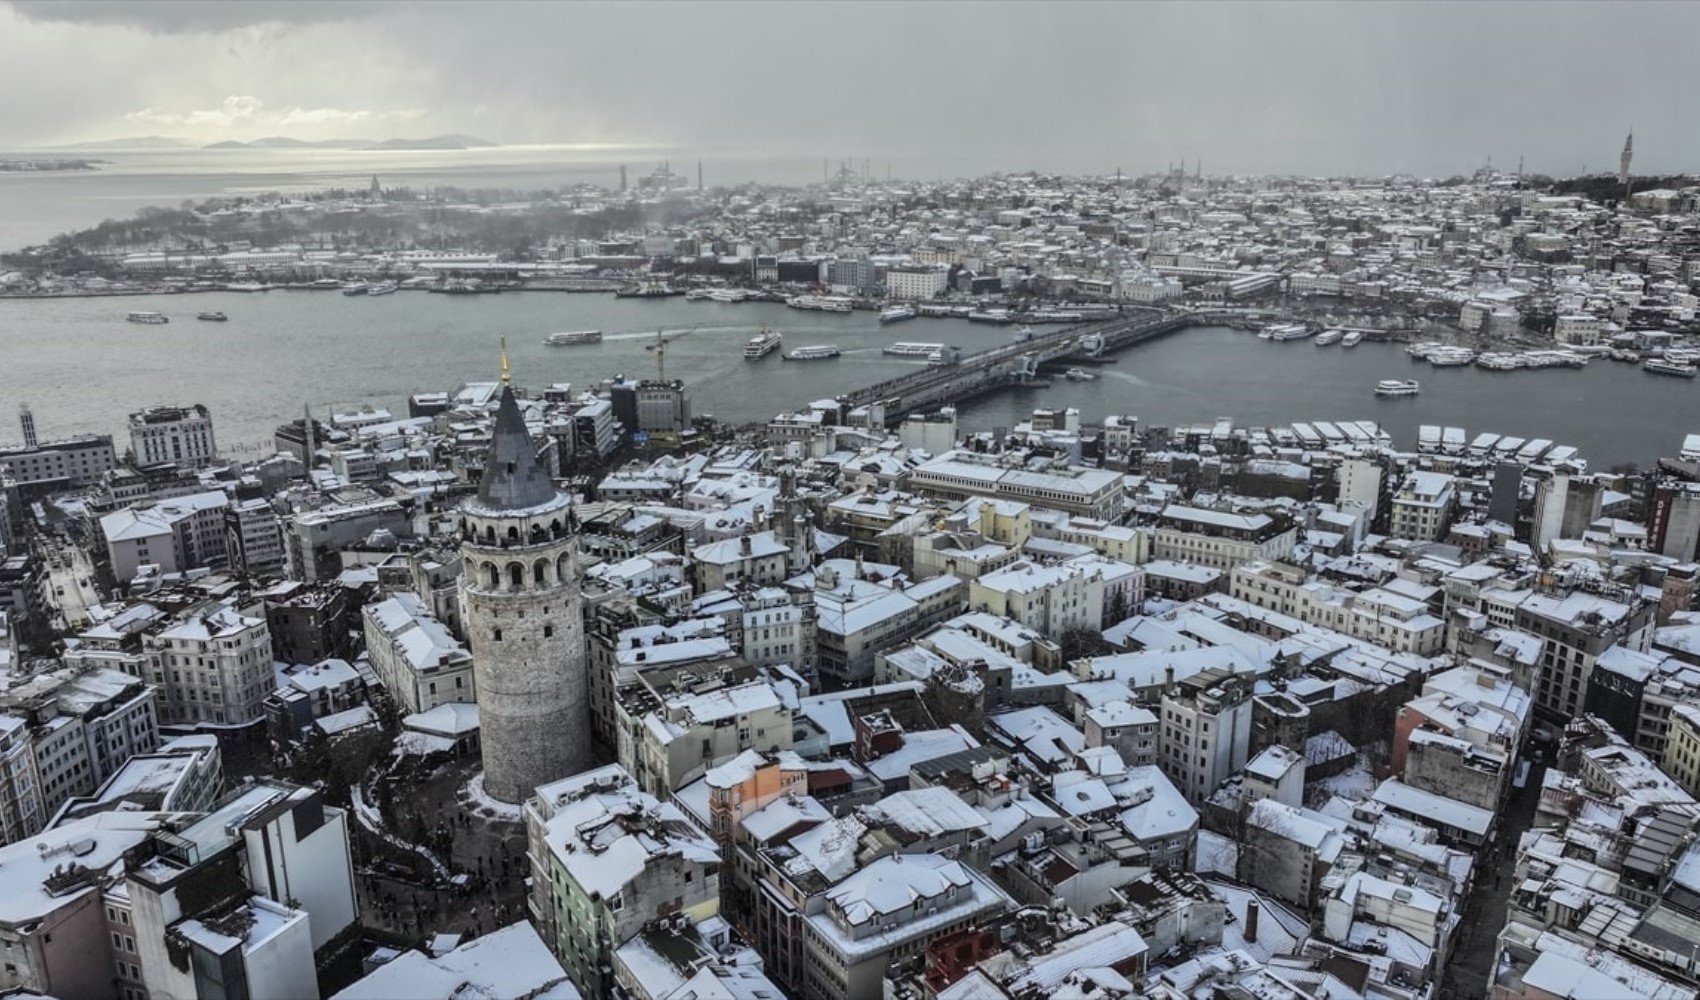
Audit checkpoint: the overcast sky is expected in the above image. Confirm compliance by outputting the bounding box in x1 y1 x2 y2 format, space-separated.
4 0 1697 177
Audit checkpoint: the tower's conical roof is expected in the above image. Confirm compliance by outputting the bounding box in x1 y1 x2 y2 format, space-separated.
476 387 557 511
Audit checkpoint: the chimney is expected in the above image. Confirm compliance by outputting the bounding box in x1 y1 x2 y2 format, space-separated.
1164 665 1175 691
740 535 752 555
1244 899 1259 942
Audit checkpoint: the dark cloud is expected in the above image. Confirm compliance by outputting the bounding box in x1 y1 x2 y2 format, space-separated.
4 1 1700 176
6 0 387 33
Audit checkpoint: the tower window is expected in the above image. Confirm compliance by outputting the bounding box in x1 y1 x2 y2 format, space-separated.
493 629 503 642
544 625 554 638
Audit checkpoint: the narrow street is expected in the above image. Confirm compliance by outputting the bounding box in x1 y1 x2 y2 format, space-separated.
43 538 101 630
1441 758 1546 998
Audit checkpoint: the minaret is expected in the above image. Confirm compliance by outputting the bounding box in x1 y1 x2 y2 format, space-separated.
17 404 36 449
458 381 589 803
1619 132 1634 201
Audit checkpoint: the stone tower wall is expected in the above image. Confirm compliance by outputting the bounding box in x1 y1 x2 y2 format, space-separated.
461 510 590 803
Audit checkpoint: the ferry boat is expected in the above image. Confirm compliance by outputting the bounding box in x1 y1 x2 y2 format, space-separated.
879 305 918 325
1263 323 1311 341
786 295 853 313
1476 353 1522 371
967 308 1014 325
883 342 944 357
1027 309 1085 323
309 277 342 290
543 330 603 346
926 347 962 366
223 281 269 292
341 282 370 296
126 311 168 324
1313 329 1344 346
707 288 751 303
1406 341 1442 359
615 279 678 298
1427 347 1477 367
1064 368 1097 381
195 311 227 322
1341 331 1364 347
366 282 398 296
1644 358 1698 378
744 329 782 359
683 288 713 301
784 345 841 361
1011 326 1038 343
1374 379 1421 397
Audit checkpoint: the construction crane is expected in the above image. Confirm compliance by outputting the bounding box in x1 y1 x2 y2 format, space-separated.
644 327 686 381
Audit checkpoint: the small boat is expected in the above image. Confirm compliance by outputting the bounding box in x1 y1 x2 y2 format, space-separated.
879 305 918 325
1011 326 1038 343
616 280 678 298
784 345 841 361
744 329 782 359
1341 331 1364 347
1644 359 1698 379
366 282 398 296
544 330 603 346
1427 347 1477 367
1374 379 1420 397
1064 368 1097 382
1313 329 1344 346
196 311 227 322
341 282 370 296
883 342 945 357
786 295 852 313
126 311 168 324
926 347 961 366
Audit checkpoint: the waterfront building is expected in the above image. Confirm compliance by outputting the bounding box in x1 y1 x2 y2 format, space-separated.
127 403 217 470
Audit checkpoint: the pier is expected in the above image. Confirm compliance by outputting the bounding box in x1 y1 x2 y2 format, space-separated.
836 308 1216 425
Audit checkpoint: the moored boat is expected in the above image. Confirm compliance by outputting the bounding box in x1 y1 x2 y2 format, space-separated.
1341 330 1364 347
1313 329 1344 346
1644 359 1698 378
879 305 918 325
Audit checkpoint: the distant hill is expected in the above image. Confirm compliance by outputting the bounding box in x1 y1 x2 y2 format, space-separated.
359 134 498 151
61 135 196 150
203 134 496 151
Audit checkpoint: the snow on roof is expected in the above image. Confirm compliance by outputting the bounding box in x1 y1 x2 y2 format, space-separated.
530 765 719 900
1371 778 1493 836
865 726 980 784
402 702 479 736
315 705 379 735
1005 922 1149 993
786 815 867 883
0 811 164 923
331 920 578 1000
865 787 988 838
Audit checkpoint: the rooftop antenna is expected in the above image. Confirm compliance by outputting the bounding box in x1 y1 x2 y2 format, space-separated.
500 336 511 386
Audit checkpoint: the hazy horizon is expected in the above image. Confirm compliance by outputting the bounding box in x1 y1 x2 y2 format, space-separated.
3 1 1698 178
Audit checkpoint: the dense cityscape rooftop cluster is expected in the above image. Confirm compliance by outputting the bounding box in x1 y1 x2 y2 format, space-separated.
3 154 1700 1000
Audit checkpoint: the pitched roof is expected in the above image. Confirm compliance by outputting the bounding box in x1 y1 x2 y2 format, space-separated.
475 387 558 512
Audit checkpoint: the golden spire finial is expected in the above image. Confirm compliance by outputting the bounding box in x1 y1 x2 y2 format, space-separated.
500 336 511 386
